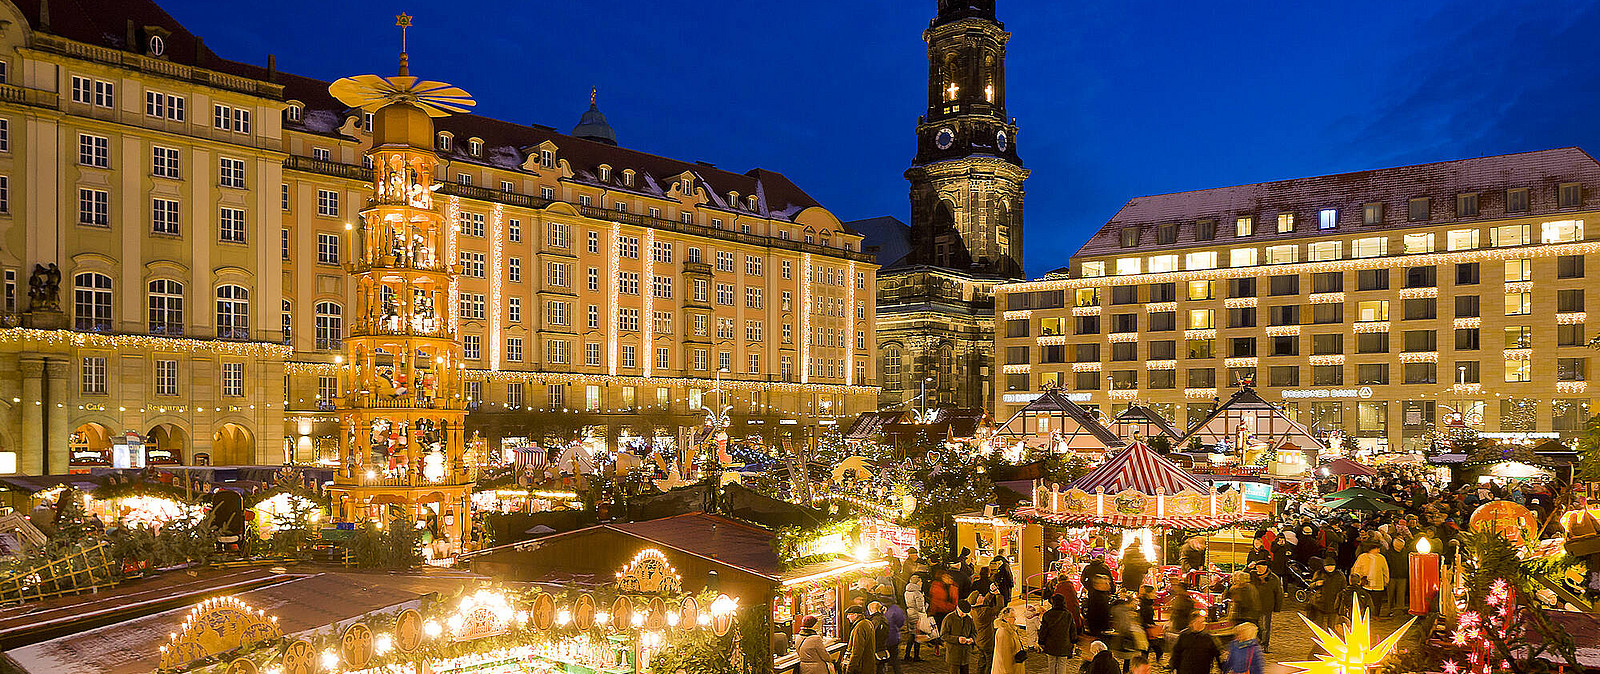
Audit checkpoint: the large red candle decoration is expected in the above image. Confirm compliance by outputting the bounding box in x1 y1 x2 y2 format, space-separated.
1409 537 1440 615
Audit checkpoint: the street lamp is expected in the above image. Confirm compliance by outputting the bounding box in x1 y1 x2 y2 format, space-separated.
919 376 935 423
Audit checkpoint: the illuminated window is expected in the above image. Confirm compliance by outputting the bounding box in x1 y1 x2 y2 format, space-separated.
1504 358 1530 383
1229 248 1257 267
1184 251 1217 270
1148 255 1177 273
1490 224 1530 247
1403 232 1434 254
1504 259 1531 282
1356 300 1388 322
1540 219 1583 243
1506 188 1529 213
1236 217 1254 237
1265 245 1298 265
1456 193 1478 217
1186 280 1213 301
1446 229 1479 251
1503 292 1531 316
1081 261 1105 277
1318 208 1337 229
1363 202 1384 225
1351 237 1387 258
1276 213 1295 233
1187 309 1215 330
1307 241 1340 262
1114 258 1141 275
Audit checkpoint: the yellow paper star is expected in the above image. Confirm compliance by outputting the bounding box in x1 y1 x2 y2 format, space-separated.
1282 602 1415 674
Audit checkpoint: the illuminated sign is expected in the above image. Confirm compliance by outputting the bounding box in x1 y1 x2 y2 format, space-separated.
1280 387 1373 400
1002 392 1092 404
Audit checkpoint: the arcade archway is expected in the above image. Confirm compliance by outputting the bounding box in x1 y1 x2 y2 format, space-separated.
146 424 188 465
211 423 256 466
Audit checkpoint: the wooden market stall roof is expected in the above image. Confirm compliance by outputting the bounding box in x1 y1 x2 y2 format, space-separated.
844 411 908 440
1178 387 1327 451
1070 441 1210 495
3 571 479 674
995 389 1124 450
1113 404 1184 442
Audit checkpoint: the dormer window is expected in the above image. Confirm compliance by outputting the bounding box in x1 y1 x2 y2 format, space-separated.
748 195 757 209
148 35 166 57
598 166 611 182
622 170 634 188
285 104 302 122
468 138 482 156
362 112 373 132
539 149 554 169
436 132 452 152
727 192 738 206
681 178 693 194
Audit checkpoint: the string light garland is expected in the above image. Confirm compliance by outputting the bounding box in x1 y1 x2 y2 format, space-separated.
1071 305 1101 316
1308 292 1345 304
1146 360 1176 370
1223 297 1257 309
461 369 876 394
1145 302 1177 312
1556 381 1587 393
1002 364 1031 374
1557 312 1586 324
1353 321 1390 333
1454 317 1482 329
1264 325 1300 337
1184 387 1216 399
1398 351 1439 363
1503 281 1533 294
1036 335 1068 346
1398 287 1439 299
0 328 292 357
1108 332 1139 343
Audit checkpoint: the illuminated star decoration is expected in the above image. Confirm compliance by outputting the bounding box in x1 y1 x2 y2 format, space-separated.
1282 602 1415 674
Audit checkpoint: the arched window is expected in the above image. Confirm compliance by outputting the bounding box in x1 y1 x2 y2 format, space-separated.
883 345 903 389
281 299 292 345
939 345 956 396
74 272 112 332
314 301 342 350
436 132 452 152
285 104 302 122
598 166 611 182
467 138 482 156
216 285 249 340
147 279 184 336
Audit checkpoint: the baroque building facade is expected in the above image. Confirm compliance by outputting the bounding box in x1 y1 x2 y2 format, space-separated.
0 0 877 475
861 0 1027 411
996 148 1600 453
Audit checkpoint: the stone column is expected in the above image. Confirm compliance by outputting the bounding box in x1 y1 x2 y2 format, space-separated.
19 357 43 475
45 359 69 475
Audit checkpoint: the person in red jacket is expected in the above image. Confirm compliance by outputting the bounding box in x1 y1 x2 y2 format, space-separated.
1051 571 1083 633
927 570 960 657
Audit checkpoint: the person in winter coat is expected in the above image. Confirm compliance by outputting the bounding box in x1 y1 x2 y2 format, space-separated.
970 592 999 674
1083 573 1114 637
991 606 1026 674
1138 584 1163 664
956 548 976 596
929 571 959 657
1224 622 1265 674
1120 547 1151 593
1037 595 1076 674
904 577 928 661
1081 641 1120 674
868 602 892 674
1350 543 1390 615
1294 525 1323 565
1247 561 1283 652
1083 555 1114 586
1170 613 1222 674
973 566 995 597
1245 535 1273 567
1180 536 1208 573
1309 558 1348 630
796 616 838 674
1269 534 1292 579
846 607 877 674
1381 537 1409 618
940 600 976 674
989 557 1015 603
885 601 907 674
1225 571 1259 627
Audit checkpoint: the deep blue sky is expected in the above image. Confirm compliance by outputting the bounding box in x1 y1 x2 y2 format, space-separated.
164 0 1600 278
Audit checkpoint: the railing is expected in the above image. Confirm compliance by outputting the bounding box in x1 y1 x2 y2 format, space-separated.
284 155 374 181
682 261 714 275
34 34 284 99
343 394 467 411
339 468 474 488
437 182 553 209
576 205 875 263
346 257 455 276
347 319 452 340
0 83 57 109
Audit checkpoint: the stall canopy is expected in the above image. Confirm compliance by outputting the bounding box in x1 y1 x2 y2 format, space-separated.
1113 405 1184 443
1178 387 1327 453
995 389 1124 452
1321 457 1377 477
1071 441 1209 495
843 411 907 441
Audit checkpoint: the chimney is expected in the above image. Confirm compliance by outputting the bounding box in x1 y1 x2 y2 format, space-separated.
37 0 48 31
194 37 205 67
267 54 276 82
125 20 135 51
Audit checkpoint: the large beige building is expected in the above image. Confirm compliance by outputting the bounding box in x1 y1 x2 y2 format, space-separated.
0 0 877 475
997 148 1599 453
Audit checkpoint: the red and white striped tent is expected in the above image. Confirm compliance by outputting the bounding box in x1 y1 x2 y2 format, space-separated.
1071 441 1209 495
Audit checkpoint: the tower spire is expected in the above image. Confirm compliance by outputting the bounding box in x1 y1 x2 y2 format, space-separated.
395 12 412 76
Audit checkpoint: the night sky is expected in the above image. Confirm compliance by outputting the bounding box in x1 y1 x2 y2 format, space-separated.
162 0 1600 278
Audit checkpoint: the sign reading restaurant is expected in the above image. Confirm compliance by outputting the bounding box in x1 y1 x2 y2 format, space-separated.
1279 387 1374 400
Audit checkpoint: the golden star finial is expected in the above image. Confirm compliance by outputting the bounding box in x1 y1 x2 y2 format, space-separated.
396 12 412 50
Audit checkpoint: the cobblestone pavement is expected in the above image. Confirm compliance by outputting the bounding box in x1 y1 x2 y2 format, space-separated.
892 604 1422 674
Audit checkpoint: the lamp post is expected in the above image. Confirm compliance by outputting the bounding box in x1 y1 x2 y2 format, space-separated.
919 376 935 423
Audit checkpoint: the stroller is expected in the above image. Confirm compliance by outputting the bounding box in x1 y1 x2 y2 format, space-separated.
1283 560 1315 605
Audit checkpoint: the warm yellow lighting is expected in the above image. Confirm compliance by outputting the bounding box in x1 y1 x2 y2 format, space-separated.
1283 603 1414 674
1416 537 1431 554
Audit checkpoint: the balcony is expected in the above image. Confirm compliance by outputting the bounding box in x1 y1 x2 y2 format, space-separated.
682 261 714 276
346 255 455 276
576 204 874 263
436 182 552 210
343 393 467 411
0 83 57 110
284 155 373 181
337 467 474 488
346 318 452 340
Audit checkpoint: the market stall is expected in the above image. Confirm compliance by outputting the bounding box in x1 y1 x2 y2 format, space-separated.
1178 387 1327 461
1112 404 1184 445
994 389 1124 455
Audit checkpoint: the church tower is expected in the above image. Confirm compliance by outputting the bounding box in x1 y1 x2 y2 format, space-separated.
906 0 1028 278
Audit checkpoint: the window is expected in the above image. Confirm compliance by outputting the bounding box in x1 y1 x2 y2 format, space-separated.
1558 255 1585 279
1115 258 1141 275
80 357 106 395
1312 303 1342 324
1187 280 1213 301
1559 183 1582 208
1318 208 1337 229
1456 295 1480 318
78 188 109 226
1455 328 1480 350
1555 400 1591 432
152 146 181 178
715 250 734 272
1504 357 1531 383
1149 312 1175 331
233 109 250 134
1230 248 1258 267
1541 219 1583 244
506 337 523 363
1351 236 1387 258
1227 307 1256 328
1312 272 1343 293
745 320 763 341
458 293 486 320
1357 333 1389 354
218 207 246 243
436 133 452 152
1120 228 1140 247
79 133 109 167
1157 224 1178 244
1357 402 1387 433
1402 329 1436 352
652 275 672 299
588 305 601 329
1404 266 1436 288
508 297 522 323
618 272 639 295
540 149 554 168
213 104 231 129
1356 300 1388 322
1447 229 1479 251
617 345 636 368
745 255 763 276
504 382 524 409
74 272 113 331
1187 308 1215 329
215 285 249 340
1456 193 1478 217
316 189 339 217
586 267 599 292
459 251 486 278
218 157 246 188
1235 217 1254 237
1307 241 1340 261
652 241 674 264
317 233 340 264
1111 286 1138 305
545 300 568 326
617 236 640 258
221 362 244 397
1490 224 1530 247
312 147 330 161
1312 333 1343 355
0 119 8 152
1504 258 1531 282
281 300 293 344
1504 326 1532 349
463 335 481 360
147 279 184 335
1196 220 1216 241
144 91 184 121
1403 233 1434 254
618 308 640 332
1269 305 1297 326
1357 269 1388 291
1265 245 1297 265
1456 263 1480 285
71 76 92 104
1148 255 1178 273
314 302 342 349
1357 363 1389 385
286 104 302 122
1504 291 1531 316
1185 251 1217 270
1506 188 1529 213
508 258 521 283
1558 357 1588 382
1187 368 1216 388
546 262 569 288
508 219 522 243
1276 213 1295 233
1560 323 1586 347
1313 365 1343 386
653 311 673 334
151 198 181 235
1408 198 1429 222
154 359 178 396
1269 275 1298 296
457 212 485 237
586 343 602 367
716 283 734 306
1186 339 1214 359
1149 283 1176 302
